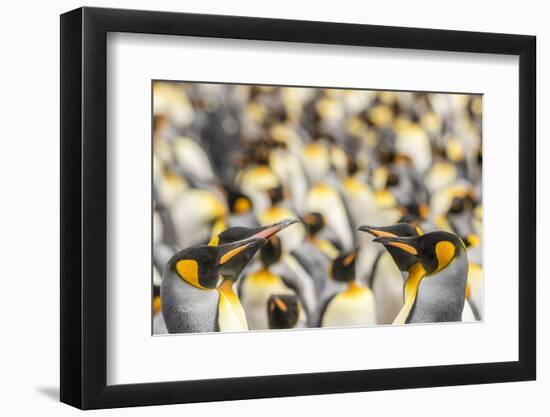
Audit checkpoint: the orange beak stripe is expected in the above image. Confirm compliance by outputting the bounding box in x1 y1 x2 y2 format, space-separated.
369 229 396 238
220 244 250 265
386 241 418 255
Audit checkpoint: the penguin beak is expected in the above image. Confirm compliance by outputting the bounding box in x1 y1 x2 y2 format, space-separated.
218 236 266 266
373 236 419 256
253 218 300 240
358 225 397 238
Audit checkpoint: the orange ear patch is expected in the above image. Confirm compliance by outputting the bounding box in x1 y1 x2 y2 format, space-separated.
234 197 251 214
370 229 396 238
274 297 288 312
343 251 357 266
435 241 455 272
176 259 207 289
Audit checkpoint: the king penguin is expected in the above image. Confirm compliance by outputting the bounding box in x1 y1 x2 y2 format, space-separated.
267 294 306 330
291 212 339 301
360 223 477 323
318 250 377 328
358 223 422 324
161 235 265 333
239 236 303 330
373 231 468 324
435 195 483 320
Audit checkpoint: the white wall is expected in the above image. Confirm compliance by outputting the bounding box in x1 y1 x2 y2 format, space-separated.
0 0 544 415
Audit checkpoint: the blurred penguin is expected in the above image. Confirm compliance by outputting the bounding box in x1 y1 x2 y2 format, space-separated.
267 294 306 330
319 249 377 327
239 236 303 330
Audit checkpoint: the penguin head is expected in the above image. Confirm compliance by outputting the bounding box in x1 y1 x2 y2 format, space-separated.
267 294 300 329
223 186 254 215
169 236 266 289
400 201 430 223
373 231 465 276
446 196 480 248
359 223 422 271
266 185 285 205
448 195 469 214
208 218 299 281
359 223 421 239
330 249 358 283
384 163 421 208
385 170 400 188
260 236 282 267
302 212 325 237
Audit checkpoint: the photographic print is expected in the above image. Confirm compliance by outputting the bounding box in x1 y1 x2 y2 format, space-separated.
152 81 483 335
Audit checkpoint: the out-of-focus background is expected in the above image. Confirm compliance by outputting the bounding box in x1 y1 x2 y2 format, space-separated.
153 81 483 331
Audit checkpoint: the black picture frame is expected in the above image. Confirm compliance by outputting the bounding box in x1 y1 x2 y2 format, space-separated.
60 6 536 410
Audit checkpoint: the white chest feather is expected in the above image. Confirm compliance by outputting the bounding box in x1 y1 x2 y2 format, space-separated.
322 284 377 328
306 183 353 251
467 263 484 318
241 270 295 330
461 300 476 322
372 252 404 325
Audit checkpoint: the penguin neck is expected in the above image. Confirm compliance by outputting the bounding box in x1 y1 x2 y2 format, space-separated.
217 278 248 331
310 236 339 259
250 267 281 284
343 280 363 296
343 176 365 196
218 278 239 301
264 205 291 219
406 252 469 323
393 262 426 325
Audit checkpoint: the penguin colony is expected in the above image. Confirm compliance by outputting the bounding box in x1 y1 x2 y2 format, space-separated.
153 82 483 334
